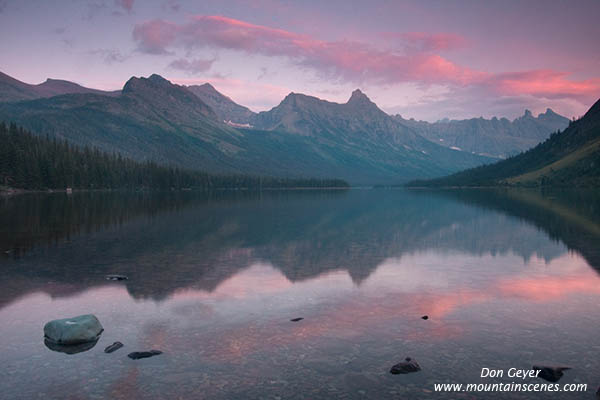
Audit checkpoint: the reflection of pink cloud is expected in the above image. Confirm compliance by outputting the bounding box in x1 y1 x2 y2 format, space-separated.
497 274 600 302
109 368 141 400
415 290 491 319
196 269 600 361
133 15 600 102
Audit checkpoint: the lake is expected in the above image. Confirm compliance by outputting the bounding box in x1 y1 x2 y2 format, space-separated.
1 188 599 399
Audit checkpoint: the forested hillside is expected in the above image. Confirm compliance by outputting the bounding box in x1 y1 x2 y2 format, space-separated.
0 123 349 191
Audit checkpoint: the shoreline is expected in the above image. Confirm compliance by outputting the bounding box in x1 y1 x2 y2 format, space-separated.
0 186 353 197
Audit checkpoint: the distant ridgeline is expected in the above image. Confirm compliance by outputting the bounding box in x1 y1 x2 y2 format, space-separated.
407 98 600 188
0 123 349 190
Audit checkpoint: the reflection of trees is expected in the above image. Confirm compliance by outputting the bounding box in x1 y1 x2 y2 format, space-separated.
0 188 587 308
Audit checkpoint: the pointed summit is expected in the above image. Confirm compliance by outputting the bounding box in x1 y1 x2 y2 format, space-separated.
186 81 256 124
347 89 371 105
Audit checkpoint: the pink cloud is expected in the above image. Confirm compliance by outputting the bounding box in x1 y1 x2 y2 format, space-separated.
115 0 134 12
489 69 600 100
132 15 478 86
132 15 600 103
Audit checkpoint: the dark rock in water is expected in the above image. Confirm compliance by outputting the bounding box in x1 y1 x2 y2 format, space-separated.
104 341 124 353
290 317 304 322
390 357 421 374
421 315 429 320
533 365 571 382
44 338 98 354
128 350 162 360
44 314 103 345
106 274 128 281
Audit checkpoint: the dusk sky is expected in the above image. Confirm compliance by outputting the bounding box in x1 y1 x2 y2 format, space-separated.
1 0 599 121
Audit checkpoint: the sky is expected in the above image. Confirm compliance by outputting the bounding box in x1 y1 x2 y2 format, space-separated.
0 0 599 121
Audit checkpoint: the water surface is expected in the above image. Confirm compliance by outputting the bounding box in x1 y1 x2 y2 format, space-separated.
1 189 599 399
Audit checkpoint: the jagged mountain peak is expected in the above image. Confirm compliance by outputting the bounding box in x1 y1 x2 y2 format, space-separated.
186 81 256 125
121 74 217 120
347 88 370 103
346 89 382 114
122 73 173 93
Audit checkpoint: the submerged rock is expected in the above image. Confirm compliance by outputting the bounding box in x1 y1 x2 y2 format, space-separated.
44 338 98 354
104 341 124 353
44 314 103 345
128 350 162 360
533 365 571 382
290 317 304 322
390 357 421 374
106 274 128 281
421 315 429 320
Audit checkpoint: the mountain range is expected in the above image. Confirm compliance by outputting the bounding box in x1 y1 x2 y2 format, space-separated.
395 109 569 158
0 71 119 102
0 71 573 184
187 80 568 158
410 98 600 187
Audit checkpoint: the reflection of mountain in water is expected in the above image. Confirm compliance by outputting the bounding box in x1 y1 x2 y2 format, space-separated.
436 188 600 271
1 188 592 308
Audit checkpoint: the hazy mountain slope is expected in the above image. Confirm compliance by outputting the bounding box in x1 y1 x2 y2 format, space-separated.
187 81 567 160
0 71 118 102
409 98 600 187
251 89 492 181
0 74 492 184
0 74 251 173
186 83 256 125
396 109 569 158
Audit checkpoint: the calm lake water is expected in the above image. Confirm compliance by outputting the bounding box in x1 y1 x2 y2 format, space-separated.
1 188 599 399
